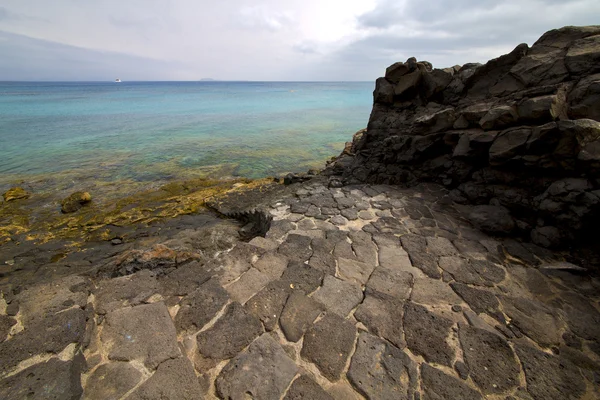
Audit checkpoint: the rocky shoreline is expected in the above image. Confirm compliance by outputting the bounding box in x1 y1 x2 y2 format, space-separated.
1 25 599 400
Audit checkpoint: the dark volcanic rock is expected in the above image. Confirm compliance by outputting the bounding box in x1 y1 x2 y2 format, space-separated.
84 362 142 400
245 280 292 331
459 323 520 394
403 302 454 366
284 376 333 400
515 343 586 400
175 278 229 333
280 290 324 342
348 332 417 400
128 357 205 400
301 313 356 381
421 363 483 400
468 205 515 234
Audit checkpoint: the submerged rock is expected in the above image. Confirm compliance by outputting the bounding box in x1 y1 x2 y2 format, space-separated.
2 187 30 202
61 191 92 213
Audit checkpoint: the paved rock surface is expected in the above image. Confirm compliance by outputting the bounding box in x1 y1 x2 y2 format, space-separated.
1 178 599 399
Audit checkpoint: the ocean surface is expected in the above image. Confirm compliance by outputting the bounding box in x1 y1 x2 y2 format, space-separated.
0 81 373 197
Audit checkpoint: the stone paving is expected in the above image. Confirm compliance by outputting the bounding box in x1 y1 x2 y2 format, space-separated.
1 180 600 399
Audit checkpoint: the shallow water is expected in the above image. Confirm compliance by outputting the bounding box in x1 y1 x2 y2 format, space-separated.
0 81 373 196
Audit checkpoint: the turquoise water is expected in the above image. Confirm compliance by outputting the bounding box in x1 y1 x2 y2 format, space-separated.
0 81 373 192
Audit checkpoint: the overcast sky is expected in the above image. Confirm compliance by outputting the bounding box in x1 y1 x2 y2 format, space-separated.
0 0 598 81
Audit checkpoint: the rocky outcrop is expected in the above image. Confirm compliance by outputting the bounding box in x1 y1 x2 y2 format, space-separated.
328 26 600 248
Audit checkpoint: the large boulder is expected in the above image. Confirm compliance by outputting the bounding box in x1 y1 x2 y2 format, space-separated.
61 191 92 213
468 205 515 234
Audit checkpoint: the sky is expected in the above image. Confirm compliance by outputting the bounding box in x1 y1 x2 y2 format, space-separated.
0 0 598 81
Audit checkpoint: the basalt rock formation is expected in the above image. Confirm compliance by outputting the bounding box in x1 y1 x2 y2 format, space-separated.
328 26 600 249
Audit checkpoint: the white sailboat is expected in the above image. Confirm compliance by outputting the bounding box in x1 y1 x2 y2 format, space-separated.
115 78 121 83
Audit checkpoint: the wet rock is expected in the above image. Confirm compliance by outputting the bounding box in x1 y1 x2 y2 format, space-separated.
515 343 586 400
216 333 298 399
284 375 334 400
348 332 417 400
459 323 520 394
245 280 292 331
312 275 363 317
175 278 229 333
421 363 483 400
0 357 84 400
128 357 205 400
280 290 324 342
196 302 263 366
355 295 406 349
301 313 356 381
84 362 142 400
61 191 92 213
2 187 30 202
102 302 180 369
404 302 454 366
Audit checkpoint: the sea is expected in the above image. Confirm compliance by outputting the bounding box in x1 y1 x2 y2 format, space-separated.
0 81 373 198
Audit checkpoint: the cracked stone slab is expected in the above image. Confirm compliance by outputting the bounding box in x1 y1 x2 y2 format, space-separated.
278 233 313 263
94 270 161 314
450 282 502 319
175 278 229 333
366 267 412 300
348 332 417 400
301 313 357 381
245 280 292 331
349 231 378 265
309 238 337 276
280 262 324 293
216 333 298 399
426 236 458 256
469 259 506 284
411 277 462 305
284 375 334 400
421 363 483 400
312 275 363 317
438 256 486 286
499 295 561 347
459 323 520 394
354 294 407 350
252 252 289 279
196 302 263 367
560 292 600 341
406 251 441 279
378 245 412 271
404 302 454 366
226 267 271 304
84 362 142 400
338 257 376 285
128 357 205 400
0 307 87 374
0 356 85 400
102 302 180 369
280 290 324 342
160 261 213 296
515 343 586 400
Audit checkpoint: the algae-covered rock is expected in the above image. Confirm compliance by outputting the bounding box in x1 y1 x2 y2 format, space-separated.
2 187 31 202
61 191 92 213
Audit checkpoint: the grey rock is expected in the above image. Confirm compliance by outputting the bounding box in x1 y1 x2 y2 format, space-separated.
330 215 348 226
0 315 16 342
216 333 298 399
102 302 180 369
0 356 85 400
278 234 313 263
338 257 376 285
515 343 586 400
438 256 485 285
355 295 406 349
365 267 413 300
454 360 469 380
500 295 561 346
280 290 324 342
459 323 520 394
404 302 454 366
411 278 463 305
280 262 324 293
160 262 212 296
196 302 263 366
301 313 356 381
312 275 363 317
94 269 161 314
451 282 501 318
406 251 441 279
226 267 270 304
284 375 334 400
253 252 288 279
426 236 458 256
341 208 359 220
175 278 229 333
348 332 417 400
128 357 205 400
84 362 142 400
421 363 483 400
245 280 292 331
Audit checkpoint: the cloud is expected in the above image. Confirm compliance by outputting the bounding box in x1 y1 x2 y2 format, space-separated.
237 5 293 32
293 41 321 55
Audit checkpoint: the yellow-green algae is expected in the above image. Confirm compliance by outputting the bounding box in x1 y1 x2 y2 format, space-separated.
0 177 278 250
